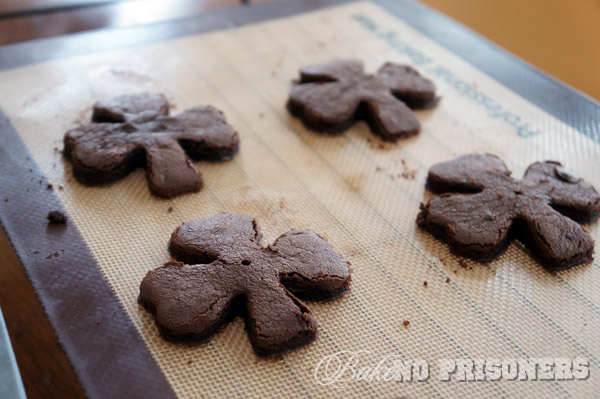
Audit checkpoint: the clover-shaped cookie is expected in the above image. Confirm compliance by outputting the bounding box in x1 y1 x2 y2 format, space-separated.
287 59 436 141
139 213 352 356
64 93 239 198
417 154 600 270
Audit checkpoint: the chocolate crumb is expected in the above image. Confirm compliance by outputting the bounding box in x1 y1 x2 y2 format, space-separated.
187 360 193 365
401 171 416 180
47 183 53 190
402 320 410 328
58 186 64 191
423 281 428 288
397 159 418 180
446 277 450 283
168 206 174 213
47 211 67 224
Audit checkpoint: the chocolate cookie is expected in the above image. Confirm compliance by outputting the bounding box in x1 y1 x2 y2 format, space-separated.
417 154 600 271
64 93 239 198
287 59 436 141
139 213 352 357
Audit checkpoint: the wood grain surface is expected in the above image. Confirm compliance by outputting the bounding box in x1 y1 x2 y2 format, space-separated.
0 0 597 100
0 0 262 46
420 0 600 101
0 228 85 399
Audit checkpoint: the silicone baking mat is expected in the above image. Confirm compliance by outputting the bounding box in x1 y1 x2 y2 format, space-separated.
0 1 599 398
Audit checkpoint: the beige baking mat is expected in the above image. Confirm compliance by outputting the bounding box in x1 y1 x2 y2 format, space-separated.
0 1 598 398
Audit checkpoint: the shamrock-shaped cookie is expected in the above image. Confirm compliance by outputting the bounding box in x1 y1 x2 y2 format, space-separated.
417 154 600 270
139 214 352 357
64 93 239 198
287 59 436 141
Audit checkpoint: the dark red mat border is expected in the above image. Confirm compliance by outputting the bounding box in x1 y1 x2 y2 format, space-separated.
0 111 177 398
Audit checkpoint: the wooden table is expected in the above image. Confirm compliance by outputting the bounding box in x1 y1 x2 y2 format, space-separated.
1 0 598 100
420 0 600 102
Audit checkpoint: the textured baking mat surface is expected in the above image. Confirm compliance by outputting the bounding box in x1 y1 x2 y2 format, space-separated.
0 1 599 398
